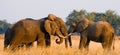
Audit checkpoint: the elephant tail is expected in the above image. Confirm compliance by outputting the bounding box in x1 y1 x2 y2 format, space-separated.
112 33 115 50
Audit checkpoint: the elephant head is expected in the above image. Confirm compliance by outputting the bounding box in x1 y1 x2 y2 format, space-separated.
54 17 69 48
48 14 56 21
44 14 68 46
44 14 58 35
68 18 90 33
68 18 90 47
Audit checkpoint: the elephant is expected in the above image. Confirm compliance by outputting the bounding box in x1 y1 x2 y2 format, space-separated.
68 18 115 51
4 14 69 50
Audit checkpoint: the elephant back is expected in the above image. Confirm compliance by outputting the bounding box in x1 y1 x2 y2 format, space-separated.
96 21 114 33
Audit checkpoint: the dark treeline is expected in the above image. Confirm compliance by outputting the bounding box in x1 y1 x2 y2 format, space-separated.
0 20 11 34
66 9 120 35
1 10 120 35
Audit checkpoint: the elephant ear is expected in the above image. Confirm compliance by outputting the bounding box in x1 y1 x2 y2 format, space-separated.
54 17 68 36
44 20 56 35
77 18 89 32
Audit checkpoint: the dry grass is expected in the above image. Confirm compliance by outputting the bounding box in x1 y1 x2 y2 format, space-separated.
0 35 120 55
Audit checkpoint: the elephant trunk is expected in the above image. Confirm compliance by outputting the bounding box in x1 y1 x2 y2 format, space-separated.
55 33 72 44
55 35 67 44
55 38 63 44
68 26 75 48
67 33 72 47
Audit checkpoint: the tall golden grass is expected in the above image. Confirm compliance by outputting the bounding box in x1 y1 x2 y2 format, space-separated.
0 35 120 55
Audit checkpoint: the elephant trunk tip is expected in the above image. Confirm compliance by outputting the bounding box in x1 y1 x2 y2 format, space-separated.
55 38 63 44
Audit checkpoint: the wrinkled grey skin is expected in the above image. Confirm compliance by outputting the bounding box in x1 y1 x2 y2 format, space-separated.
4 16 68 50
68 18 115 51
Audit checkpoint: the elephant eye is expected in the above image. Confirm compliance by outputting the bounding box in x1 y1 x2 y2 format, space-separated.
72 23 76 27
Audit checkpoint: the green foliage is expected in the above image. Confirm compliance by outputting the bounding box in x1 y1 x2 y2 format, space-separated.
66 9 87 25
0 20 11 34
66 9 120 35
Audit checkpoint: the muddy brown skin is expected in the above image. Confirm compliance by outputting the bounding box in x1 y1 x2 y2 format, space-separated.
68 18 115 51
4 14 69 50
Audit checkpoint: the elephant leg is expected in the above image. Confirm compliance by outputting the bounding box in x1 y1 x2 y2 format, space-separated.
45 34 51 47
102 36 113 51
4 42 9 50
79 35 87 50
9 37 23 50
102 40 110 51
107 37 114 50
68 35 72 47
65 37 68 48
37 34 46 47
9 32 25 50
102 42 109 53
85 39 90 51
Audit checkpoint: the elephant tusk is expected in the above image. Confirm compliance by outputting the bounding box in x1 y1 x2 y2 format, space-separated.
68 33 72 36
58 35 66 39
58 33 72 39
